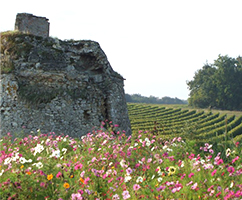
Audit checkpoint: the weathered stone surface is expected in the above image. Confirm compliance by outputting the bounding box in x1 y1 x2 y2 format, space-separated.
15 13 49 38
0 31 131 138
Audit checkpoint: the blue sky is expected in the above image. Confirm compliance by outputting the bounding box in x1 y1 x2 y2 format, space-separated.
1 0 242 100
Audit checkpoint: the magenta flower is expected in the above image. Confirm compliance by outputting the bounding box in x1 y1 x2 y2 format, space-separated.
227 166 235 174
156 185 166 191
56 171 62 178
180 173 186 180
133 184 141 191
188 173 194 178
188 153 195 160
74 163 83 170
211 169 217 176
217 159 223 165
40 182 45 188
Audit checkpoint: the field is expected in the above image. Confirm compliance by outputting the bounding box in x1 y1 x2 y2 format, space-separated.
1 104 242 199
127 103 242 145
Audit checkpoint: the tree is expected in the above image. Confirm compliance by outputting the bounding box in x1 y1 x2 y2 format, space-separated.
187 55 242 110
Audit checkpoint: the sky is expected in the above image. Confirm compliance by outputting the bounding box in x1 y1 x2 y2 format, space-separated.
1 0 242 100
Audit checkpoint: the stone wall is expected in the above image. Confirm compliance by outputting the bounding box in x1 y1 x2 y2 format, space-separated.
0 32 131 138
15 13 49 37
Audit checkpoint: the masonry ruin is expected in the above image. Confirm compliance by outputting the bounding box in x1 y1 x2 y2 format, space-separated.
15 13 49 37
0 13 131 138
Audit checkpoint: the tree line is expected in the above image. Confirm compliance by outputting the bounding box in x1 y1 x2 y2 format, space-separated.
125 94 187 104
187 55 242 111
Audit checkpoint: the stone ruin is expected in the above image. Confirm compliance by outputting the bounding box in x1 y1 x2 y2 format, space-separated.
15 13 49 38
0 13 131 138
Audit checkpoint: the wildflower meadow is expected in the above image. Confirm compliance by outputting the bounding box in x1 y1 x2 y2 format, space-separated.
0 122 242 200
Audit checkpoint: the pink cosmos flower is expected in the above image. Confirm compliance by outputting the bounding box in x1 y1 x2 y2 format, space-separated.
83 177 90 184
122 190 130 199
80 171 85 178
232 156 239 164
216 191 221 197
71 193 83 200
191 182 198 190
126 167 133 175
112 194 120 200
108 178 113 183
133 184 141 191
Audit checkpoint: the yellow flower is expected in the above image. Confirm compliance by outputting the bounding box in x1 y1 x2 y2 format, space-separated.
47 174 53 180
63 182 70 189
168 166 176 176
20 165 24 169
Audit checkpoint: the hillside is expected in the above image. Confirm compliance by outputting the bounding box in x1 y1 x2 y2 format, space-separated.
127 103 242 144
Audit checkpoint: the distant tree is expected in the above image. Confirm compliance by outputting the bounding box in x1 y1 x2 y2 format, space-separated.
187 55 242 110
125 94 133 102
125 94 187 104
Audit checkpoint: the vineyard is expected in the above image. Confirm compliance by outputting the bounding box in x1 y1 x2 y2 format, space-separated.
127 103 242 145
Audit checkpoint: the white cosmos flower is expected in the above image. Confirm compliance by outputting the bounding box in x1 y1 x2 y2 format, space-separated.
62 148 67 154
50 149 60 158
32 162 43 169
33 144 44 156
157 177 163 182
0 169 4 176
136 176 143 183
11 153 20 162
120 159 126 168
19 157 27 164
145 138 151 146
124 174 132 182
4 157 12 165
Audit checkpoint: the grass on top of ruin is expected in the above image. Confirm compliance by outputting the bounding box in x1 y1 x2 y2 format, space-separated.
0 121 242 200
